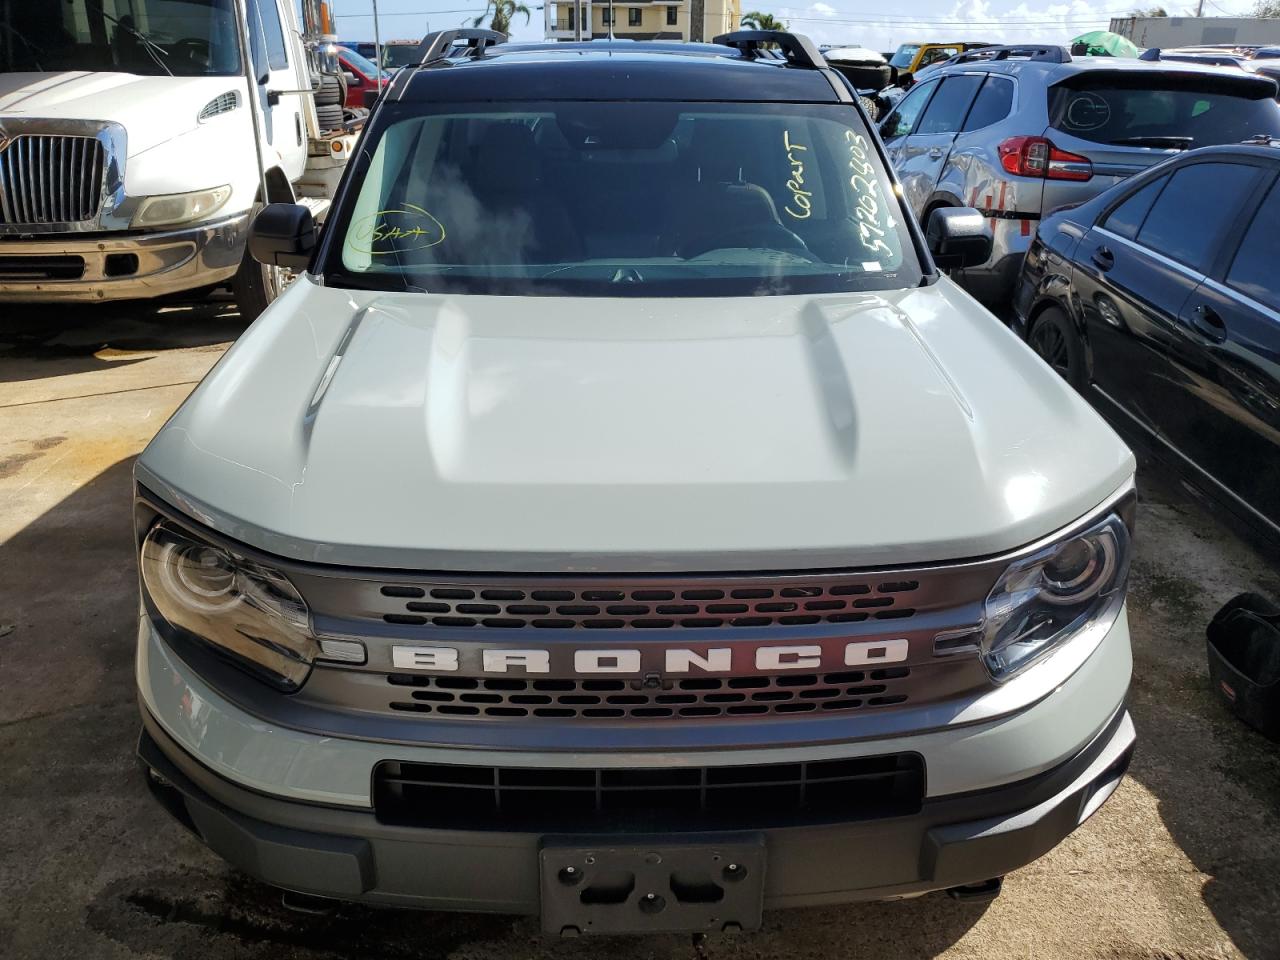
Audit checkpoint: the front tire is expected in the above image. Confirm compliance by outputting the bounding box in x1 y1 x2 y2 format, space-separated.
230 247 281 323
1027 305 1085 389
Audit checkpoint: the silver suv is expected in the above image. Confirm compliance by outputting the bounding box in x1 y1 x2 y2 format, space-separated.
877 44 1280 303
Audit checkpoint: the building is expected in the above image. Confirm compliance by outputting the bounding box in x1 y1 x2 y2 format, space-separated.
1109 15 1280 48
545 0 740 43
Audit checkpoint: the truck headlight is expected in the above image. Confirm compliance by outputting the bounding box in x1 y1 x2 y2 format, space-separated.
981 513 1130 681
140 522 317 691
131 185 232 228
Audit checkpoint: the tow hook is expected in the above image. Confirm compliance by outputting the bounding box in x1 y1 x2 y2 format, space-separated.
945 877 1004 903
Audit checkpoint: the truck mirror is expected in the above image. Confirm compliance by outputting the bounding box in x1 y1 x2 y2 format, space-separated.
363 87 381 109
926 207 992 270
248 203 316 271
343 71 360 85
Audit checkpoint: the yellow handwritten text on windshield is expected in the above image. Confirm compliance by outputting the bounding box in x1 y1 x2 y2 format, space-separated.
845 130 892 259
349 204 447 256
782 130 813 220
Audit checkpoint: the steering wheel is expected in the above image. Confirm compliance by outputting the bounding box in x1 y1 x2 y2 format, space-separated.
677 222 815 261
170 37 210 67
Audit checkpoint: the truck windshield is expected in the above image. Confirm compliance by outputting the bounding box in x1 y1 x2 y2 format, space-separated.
889 45 920 68
325 101 920 298
0 0 241 76
381 44 422 69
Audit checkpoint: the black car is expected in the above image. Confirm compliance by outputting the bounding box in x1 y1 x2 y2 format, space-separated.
1014 140 1280 546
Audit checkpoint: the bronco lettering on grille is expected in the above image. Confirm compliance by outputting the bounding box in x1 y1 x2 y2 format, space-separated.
390 639 909 674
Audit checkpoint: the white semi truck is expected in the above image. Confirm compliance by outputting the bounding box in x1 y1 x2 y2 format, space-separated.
0 0 358 318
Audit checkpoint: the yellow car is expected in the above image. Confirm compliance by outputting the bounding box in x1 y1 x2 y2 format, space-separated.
888 41 992 75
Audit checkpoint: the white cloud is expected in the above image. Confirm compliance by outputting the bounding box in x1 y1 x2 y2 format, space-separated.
810 2 838 16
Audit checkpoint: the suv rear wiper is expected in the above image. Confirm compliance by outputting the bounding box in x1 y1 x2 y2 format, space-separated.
1108 136 1195 149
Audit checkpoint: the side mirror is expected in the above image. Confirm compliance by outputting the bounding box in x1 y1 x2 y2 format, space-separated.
249 203 316 271
926 207 993 270
343 70 360 85
362 87 381 109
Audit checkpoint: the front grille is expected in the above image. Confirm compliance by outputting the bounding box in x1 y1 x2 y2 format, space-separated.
376 576 921 631
386 666 912 719
373 753 925 830
0 135 105 225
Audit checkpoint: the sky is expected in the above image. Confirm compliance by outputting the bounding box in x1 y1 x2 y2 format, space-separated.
331 0 1262 52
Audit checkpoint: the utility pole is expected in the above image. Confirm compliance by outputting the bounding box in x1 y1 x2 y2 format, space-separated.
689 0 704 41
1196 0 1204 15
372 0 383 84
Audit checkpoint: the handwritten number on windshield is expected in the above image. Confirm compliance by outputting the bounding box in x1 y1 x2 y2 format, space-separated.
845 131 893 259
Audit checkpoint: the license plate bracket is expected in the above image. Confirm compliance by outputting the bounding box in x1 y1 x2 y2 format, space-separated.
539 836 765 936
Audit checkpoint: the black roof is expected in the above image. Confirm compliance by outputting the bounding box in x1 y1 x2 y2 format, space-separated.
393 40 843 103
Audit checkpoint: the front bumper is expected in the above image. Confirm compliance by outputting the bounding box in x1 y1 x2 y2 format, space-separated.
0 213 249 302
136 607 1135 916
139 702 1134 914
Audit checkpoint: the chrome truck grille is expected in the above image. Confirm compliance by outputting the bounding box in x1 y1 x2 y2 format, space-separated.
291 563 1000 725
0 135 105 226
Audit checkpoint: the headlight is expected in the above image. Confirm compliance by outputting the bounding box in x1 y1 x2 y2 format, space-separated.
981 513 1130 681
131 185 232 228
140 522 318 690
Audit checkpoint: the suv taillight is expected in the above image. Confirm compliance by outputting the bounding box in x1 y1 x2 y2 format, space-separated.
998 136 1093 181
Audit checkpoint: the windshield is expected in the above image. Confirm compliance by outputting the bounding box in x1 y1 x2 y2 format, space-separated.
890 45 920 68
1048 77 1280 146
325 101 920 297
0 0 241 76
382 44 421 69
340 47 381 78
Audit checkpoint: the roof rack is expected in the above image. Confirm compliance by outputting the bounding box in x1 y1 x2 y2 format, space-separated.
415 28 507 66
952 44 1071 65
712 30 827 70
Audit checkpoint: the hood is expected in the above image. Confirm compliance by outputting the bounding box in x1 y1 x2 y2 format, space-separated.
138 279 1135 572
0 72 243 155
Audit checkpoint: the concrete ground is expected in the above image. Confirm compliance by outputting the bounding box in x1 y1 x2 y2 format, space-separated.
1 297 1278 960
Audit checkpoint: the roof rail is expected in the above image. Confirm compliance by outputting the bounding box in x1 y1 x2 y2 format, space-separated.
415 28 507 66
952 44 1071 65
712 30 827 69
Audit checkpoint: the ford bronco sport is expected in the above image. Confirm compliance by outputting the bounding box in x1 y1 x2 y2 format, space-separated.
134 29 1138 936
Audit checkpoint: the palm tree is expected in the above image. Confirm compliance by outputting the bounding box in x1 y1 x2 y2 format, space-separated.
741 11 788 30
473 0 532 34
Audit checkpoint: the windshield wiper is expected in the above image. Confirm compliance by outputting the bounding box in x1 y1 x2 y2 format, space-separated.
83 0 174 77
1108 136 1195 149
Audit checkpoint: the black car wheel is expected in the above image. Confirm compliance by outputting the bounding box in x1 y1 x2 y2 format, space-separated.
1028 305 1085 389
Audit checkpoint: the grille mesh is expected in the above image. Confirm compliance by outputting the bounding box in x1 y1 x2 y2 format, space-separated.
0 135 104 225
198 91 239 121
374 753 926 830
377 577 921 630
386 666 912 719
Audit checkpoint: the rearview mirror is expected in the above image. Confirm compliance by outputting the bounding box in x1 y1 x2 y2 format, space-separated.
926 207 992 270
249 203 316 271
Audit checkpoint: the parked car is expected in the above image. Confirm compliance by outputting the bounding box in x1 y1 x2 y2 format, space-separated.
876 44 1280 304
1014 140 1280 547
380 38 422 71
135 28 1138 934
1160 45 1280 101
822 45 892 118
338 47 389 107
340 40 379 60
888 41 993 75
